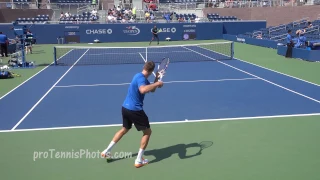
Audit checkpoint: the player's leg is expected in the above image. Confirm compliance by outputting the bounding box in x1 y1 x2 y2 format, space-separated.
4 43 7 57
155 35 159 45
132 110 151 168
101 107 132 159
149 36 154 45
0 44 4 57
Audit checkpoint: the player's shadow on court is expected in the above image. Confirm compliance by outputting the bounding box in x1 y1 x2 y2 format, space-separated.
109 141 213 164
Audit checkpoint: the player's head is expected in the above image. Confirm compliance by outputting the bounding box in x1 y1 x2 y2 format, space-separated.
154 25 156 28
142 61 155 77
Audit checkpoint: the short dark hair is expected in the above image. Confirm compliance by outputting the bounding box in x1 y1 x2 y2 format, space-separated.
0 32 2 34
143 61 155 72
288 30 291 33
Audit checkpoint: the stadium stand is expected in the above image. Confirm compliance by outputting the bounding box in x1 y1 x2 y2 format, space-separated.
105 6 135 23
207 13 238 21
0 0 12 9
59 11 99 24
12 0 33 9
0 9 54 23
237 18 320 44
16 14 51 24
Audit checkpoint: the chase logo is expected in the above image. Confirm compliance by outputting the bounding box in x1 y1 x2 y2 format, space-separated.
123 26 140 35
86 29 112 34
151 27 176 33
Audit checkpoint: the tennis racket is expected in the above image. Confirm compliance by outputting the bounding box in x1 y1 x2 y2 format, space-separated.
10 71 21 77
157 29 162 34
154 57 170 83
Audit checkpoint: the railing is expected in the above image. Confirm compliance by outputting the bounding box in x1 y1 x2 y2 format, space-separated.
222 0 294 8
292 17 309 27
77 5 91 14
19 18 209 24
270 33 287 40
269 24 287 34
0 2 38 9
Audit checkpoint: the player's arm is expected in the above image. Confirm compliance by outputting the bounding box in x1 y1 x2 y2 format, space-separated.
139 82 162 94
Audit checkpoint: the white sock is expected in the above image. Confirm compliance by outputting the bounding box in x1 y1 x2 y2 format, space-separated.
136 148 145 162
102 141 116 154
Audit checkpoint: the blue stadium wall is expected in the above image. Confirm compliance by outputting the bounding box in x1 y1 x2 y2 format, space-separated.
0 21 266 44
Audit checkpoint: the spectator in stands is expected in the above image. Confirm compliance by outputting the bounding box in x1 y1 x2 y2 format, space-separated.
91 0 97 8
145 11 150 23
92 9 97 16
129 17 134 23
132 7 136 19
107 14 115 23
163 13 171 23
178 16 184 23
307 21 313 28
285 30 294 58
149 3 157 11
60 12 64 18
150 13 155 22
195 16 200 23
256 34 262 39
0 32 8 57
65 12 70 18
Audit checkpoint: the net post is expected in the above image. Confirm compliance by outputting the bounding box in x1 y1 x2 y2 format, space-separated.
145 47 148 62
231 41 234 59
53 47 57 65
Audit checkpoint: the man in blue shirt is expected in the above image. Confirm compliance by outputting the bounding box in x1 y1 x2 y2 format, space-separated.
101 61 163 168
0 32 8 57
285 30 293 58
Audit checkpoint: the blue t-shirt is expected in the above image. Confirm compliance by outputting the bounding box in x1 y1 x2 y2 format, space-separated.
122 72 150 111
0 34 8 44
286 34 292 44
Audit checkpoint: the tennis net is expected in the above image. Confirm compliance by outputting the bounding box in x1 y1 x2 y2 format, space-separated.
54 42 234 66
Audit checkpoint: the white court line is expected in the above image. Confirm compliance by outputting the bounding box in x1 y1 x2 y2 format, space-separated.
235 55 320 87
200 44 320 87
54 78 259 88
10 49 90 131
139 52 157 77
1 112 320 133
0 49 74 101
85 51 191 56
183 47 320 104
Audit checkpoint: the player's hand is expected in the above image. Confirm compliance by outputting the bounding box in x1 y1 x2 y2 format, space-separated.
156 81 163 88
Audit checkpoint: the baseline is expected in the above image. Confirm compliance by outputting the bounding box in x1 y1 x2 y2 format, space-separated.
1 113 319 133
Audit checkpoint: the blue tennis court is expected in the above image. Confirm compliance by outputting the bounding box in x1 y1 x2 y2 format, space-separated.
0 42 319 131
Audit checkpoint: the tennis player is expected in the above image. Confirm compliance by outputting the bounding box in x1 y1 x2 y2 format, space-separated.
149 25 159 45
101 61 163 168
